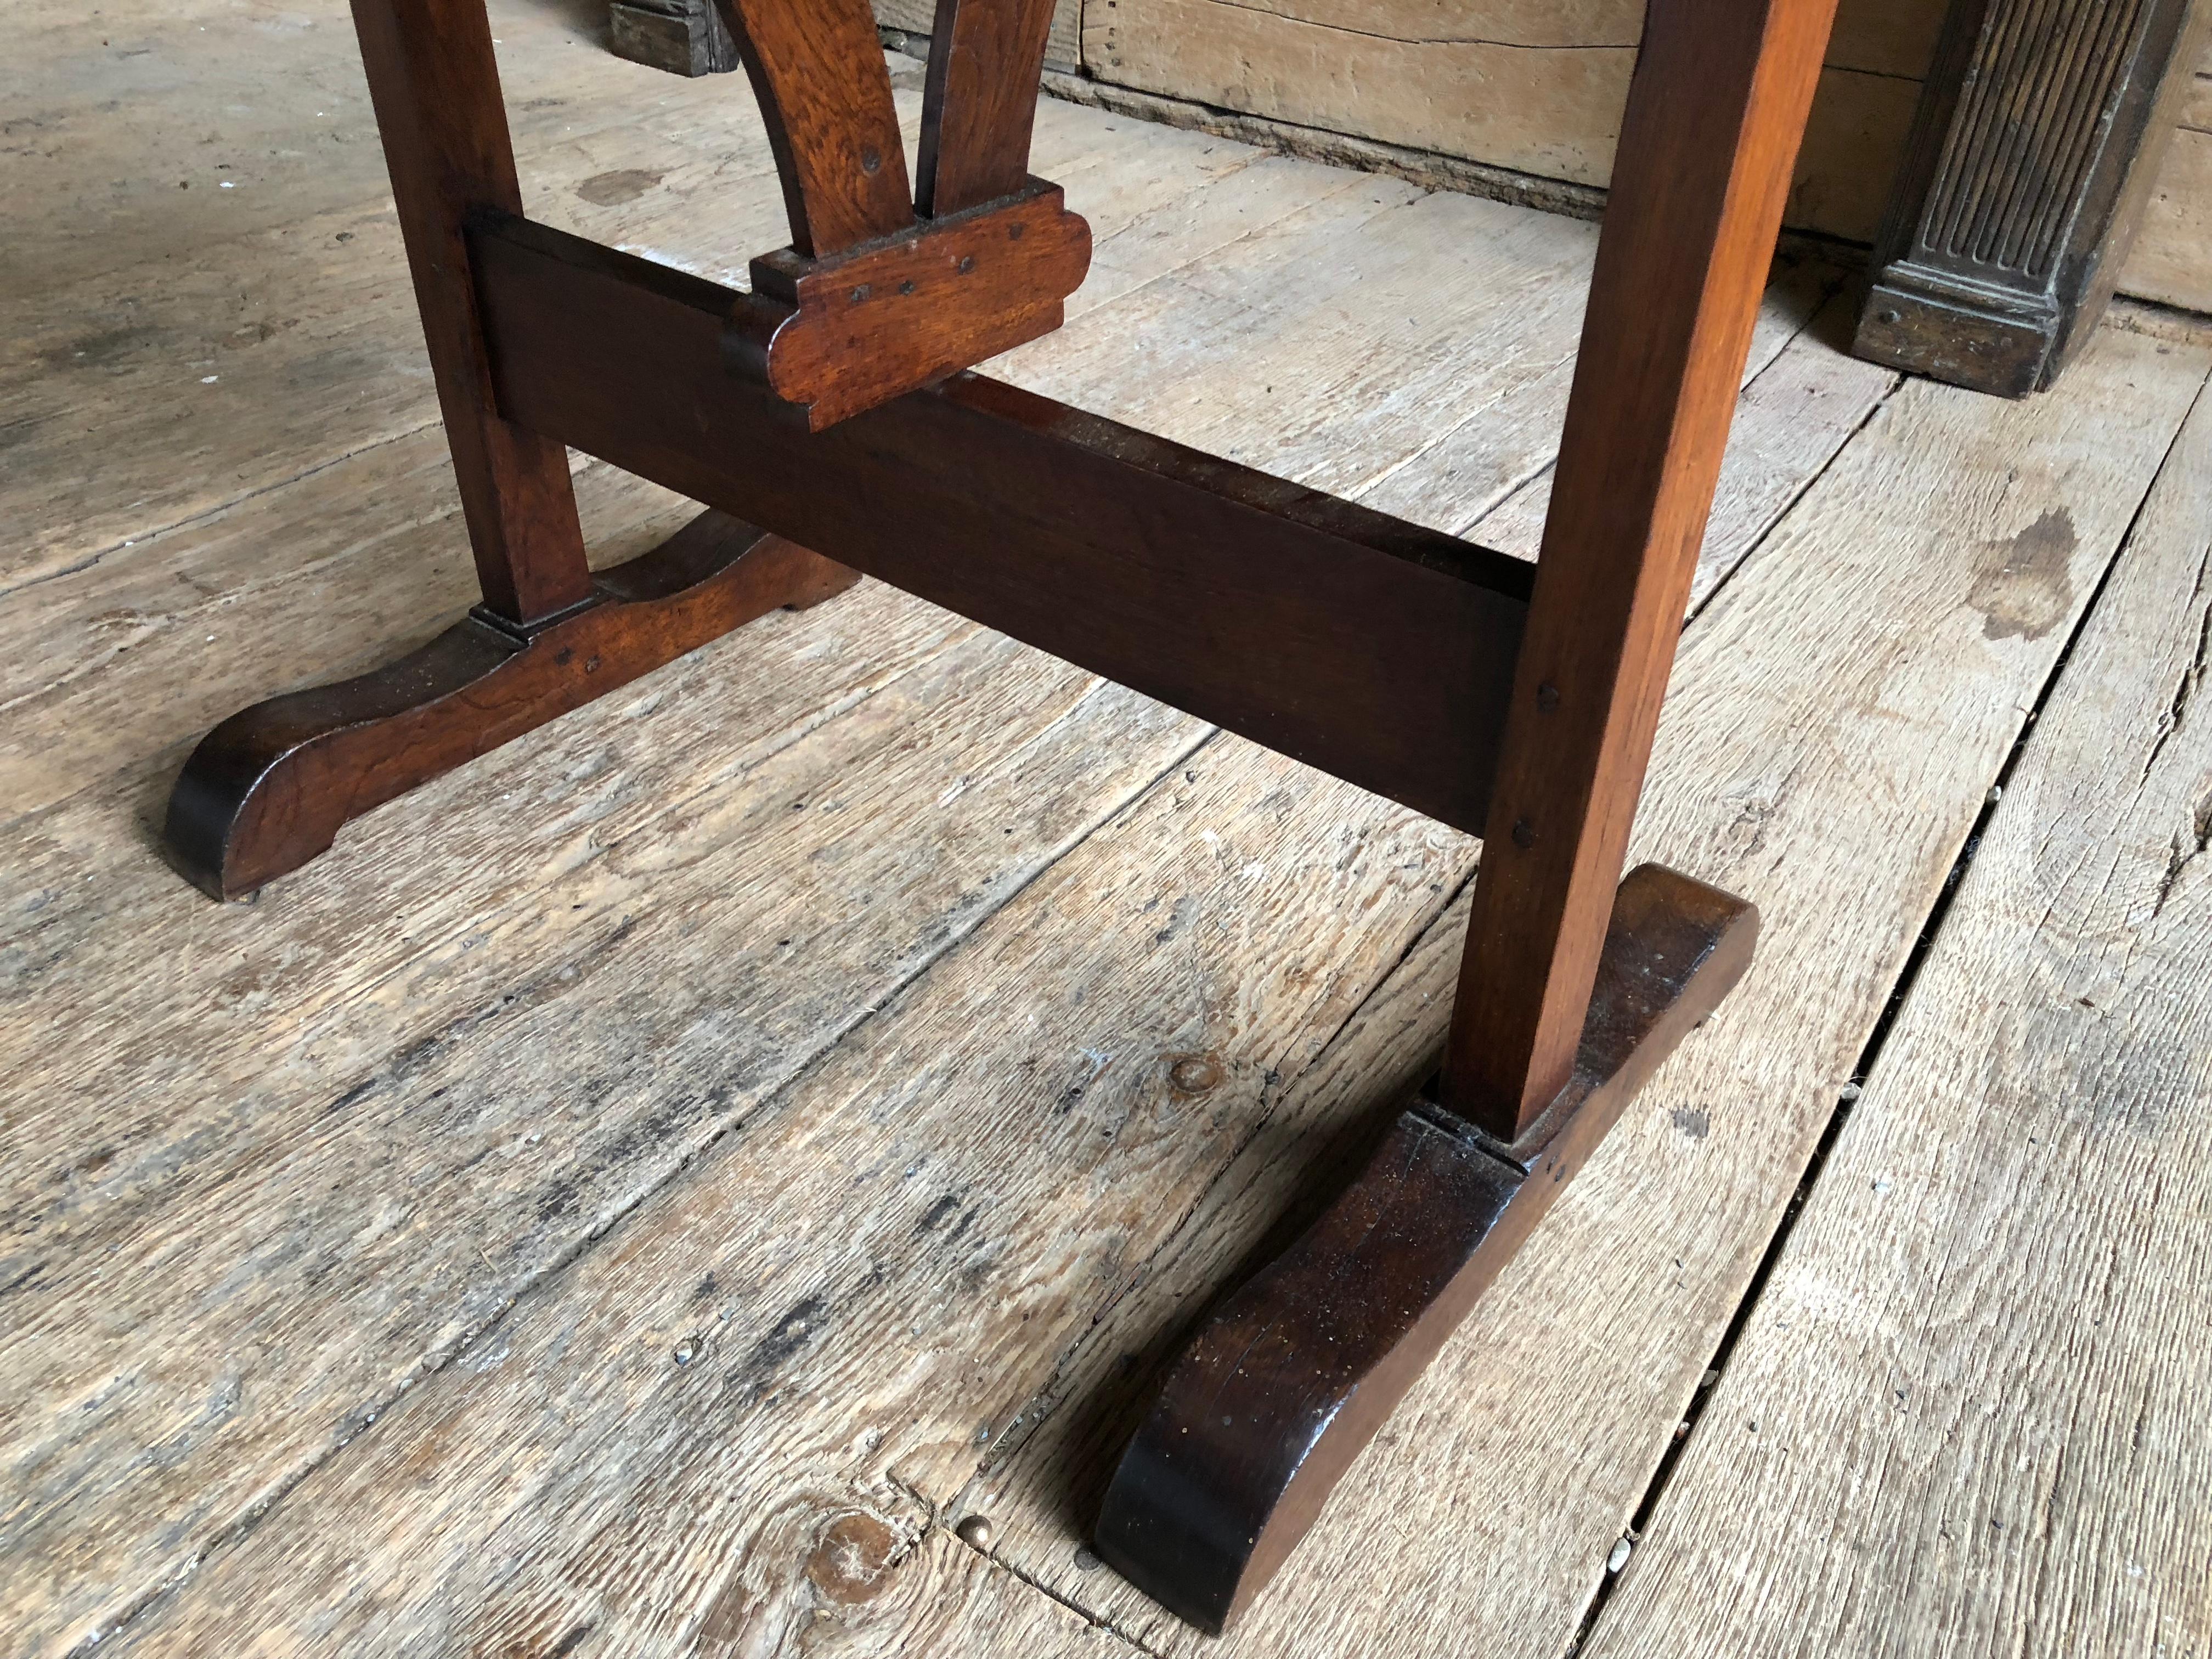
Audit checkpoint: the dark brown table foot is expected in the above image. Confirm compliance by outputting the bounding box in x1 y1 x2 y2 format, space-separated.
163 509 857 900
1093 863 1758 1634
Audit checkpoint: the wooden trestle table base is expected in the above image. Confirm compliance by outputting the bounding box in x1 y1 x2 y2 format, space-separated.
161 0 1840 1632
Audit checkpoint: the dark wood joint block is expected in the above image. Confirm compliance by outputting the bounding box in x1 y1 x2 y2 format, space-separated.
1854 270 2056 402
1093 864 1759 1634
608 0 739 77
732 178 1091 430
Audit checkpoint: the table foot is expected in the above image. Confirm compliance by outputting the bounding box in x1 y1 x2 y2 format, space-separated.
1093 863 1758 1634
163 510 857 899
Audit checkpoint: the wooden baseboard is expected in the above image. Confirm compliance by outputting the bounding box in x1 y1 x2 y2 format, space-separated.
874 18 2210 325
1030 54 1875 273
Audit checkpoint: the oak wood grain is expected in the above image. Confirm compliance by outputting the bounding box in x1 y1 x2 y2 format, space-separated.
916 0 1063 215
740 178 1092 428
1096 867 1759 1632
165 515 856 898
713 0 916 255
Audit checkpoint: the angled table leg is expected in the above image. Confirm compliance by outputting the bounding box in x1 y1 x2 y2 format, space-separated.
1094 865 1757 1633
345 0 594 627
1446 0 1841 1142
1096 0 1838 1629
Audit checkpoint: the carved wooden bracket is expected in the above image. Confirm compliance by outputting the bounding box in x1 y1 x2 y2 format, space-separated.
733 178 1091 430
709 0 1085 428
1854 0 2211 397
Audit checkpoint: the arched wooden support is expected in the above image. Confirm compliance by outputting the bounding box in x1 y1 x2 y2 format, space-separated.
166 514 855 900
916 0 1063 216
710 0 913 257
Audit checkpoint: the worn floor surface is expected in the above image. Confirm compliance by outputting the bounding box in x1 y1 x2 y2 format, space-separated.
4 3 2209 1656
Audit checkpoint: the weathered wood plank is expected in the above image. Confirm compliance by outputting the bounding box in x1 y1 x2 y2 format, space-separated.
3 111 1397 1636
76 287 2208 1659
1077 0 1928 241
1009 196 1834 527
0 50 783 587
1354 254 1838 538
1469 289 1901 614
0 56 1272 593
1828 0 1948 77
1066 0 2204 317
0 489 967 1143
0 619 1211 1655
955 318 2212 1656
2123 125 2212 317
2183 37 2212 126
1070 149 1375 317
69 726 1473 1658
0 0 630 300
0 431 553 832
1 92 1726 1655
1579 342 2212 1659
13 11 2207 1654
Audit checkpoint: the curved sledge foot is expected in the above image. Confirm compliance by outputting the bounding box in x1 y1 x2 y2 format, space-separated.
164 511 857 900
1093 863 1758 1634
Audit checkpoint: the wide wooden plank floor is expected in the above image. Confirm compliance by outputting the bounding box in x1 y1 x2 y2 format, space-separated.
4 4 2208 1656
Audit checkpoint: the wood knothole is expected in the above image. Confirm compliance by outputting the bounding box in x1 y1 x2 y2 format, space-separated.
713 0 1088 430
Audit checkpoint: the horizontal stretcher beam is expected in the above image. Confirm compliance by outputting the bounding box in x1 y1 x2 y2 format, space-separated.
471 214 1531 838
